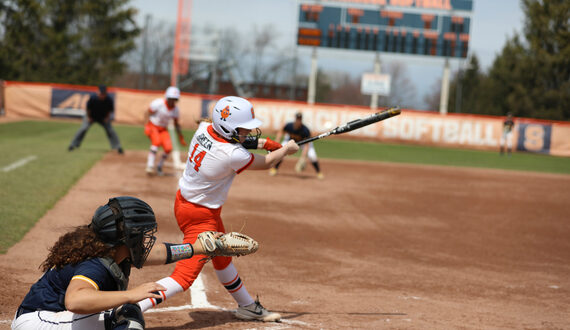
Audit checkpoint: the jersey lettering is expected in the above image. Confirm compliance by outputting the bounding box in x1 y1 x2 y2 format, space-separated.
189 143 206 172
196 133 213 150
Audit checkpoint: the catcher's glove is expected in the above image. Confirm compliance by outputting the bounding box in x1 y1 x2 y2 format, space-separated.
197 231 259 257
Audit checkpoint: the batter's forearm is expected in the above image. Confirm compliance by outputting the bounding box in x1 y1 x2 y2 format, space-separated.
264 145 292 168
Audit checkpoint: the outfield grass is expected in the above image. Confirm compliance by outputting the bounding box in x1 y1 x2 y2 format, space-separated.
0 120 155 253
313 138 570 175
1 120 569 253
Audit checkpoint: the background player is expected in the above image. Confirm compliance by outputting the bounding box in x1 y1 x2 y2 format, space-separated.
144 86 186 176
68 85 124 154
11 196 236 329
500 112 515 156
137 96 298 322
269 112 324 179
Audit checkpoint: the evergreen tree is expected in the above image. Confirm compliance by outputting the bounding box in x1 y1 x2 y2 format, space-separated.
486 36 530 116
521 0 569 120
442 0 568 120
0 0 140 85
0 0 46 81
483 0 569 120
449 55 485 114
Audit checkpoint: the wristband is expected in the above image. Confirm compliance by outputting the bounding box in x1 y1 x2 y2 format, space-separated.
263 138 282 151
164 243 194 264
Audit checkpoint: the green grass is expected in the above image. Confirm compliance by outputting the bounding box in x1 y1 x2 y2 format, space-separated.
312 138 570 175
0 120 195 253
1 120 569 253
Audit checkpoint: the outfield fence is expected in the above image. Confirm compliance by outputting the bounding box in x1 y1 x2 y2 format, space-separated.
3 81 569 157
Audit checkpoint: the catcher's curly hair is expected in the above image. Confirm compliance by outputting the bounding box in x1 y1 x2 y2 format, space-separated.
40 225 117 272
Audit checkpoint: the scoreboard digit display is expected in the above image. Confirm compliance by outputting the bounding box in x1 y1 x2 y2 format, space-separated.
297 0 473 58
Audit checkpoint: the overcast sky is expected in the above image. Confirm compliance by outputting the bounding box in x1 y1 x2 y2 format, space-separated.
130 0 525 110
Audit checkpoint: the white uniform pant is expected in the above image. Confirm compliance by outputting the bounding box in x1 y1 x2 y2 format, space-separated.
282 135 318 162
12 310 106 329
500 131 513 149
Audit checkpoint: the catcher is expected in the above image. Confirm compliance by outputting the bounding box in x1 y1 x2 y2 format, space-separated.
11 196 258 330
269 112 324 179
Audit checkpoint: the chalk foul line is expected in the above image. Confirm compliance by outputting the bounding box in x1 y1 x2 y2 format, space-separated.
2 155 38 172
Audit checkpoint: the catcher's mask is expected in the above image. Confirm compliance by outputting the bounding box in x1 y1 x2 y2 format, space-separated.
90 196 157 269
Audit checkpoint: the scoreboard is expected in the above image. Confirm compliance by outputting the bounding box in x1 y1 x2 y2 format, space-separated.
297 0 473 58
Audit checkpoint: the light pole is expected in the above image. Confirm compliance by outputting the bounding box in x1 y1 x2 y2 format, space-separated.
455 56 472 113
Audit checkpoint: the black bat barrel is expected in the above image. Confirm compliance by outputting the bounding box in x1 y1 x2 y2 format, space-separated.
333 108 400 134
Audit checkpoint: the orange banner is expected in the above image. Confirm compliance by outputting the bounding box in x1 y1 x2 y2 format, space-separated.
250 101 508 151
3 82 202 128
4 82 52 118
3 81 569 157
550 123 570 157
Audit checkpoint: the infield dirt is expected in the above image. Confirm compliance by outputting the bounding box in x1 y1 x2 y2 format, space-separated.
1 151 569 329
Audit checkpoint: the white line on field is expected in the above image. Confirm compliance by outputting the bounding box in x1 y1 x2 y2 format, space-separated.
157 164 310 328
2 155 37 172
146 268 216 313
145 270 310 327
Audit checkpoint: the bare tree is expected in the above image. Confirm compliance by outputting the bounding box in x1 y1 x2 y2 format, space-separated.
325 72 369 106
243 24 295 87
117 16 174 90
378 61 417 108
320 61 417 107
423 78 441 111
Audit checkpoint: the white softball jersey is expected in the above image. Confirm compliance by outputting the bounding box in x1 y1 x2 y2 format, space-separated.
148 98 179 128
179 122 254 208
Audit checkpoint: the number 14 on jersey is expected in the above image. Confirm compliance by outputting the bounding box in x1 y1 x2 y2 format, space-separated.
189 143 206 172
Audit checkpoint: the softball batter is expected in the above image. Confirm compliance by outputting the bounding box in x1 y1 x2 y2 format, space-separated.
137 96 298 322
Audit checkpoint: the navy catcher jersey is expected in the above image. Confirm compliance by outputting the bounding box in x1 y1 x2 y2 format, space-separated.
283 123 311 142
19 258 118 312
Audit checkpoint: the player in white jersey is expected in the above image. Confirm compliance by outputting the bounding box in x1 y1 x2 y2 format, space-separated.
137 96 298 322
144 86 187 175
500 112 515 156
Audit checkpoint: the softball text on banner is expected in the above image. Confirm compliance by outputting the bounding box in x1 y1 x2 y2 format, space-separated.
3 81 569 157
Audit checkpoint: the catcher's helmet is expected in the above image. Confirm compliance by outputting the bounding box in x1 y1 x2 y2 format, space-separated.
212 96 262 142
90 196 157 268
